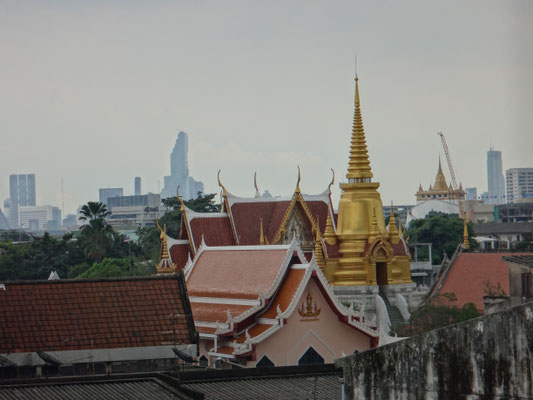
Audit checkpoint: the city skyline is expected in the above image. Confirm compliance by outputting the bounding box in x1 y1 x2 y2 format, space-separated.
1 1 532 215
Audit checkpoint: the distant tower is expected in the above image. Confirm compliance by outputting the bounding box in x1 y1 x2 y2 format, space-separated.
161 131 204 200
134 177 142 196
487 149 505 204
8 174 36 228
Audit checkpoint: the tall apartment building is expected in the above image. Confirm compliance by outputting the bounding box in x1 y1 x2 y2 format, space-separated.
19 205 61 231
486 149 506 204
8 174 36 228
506 168 533 203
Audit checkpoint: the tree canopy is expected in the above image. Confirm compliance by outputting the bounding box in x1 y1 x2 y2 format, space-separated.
407 212 478 264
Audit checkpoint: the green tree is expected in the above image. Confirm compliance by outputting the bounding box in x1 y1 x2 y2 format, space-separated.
407 213 478 265
77 258 131 279
78 201 111 222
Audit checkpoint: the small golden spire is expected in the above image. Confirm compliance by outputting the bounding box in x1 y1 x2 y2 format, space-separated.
155 222 176 274
295 165 301 193
314 217 325 270
369 207 380 238
463 217 469 249
217 169 227 197
323 213 337 245
388 202 400 244
418 183 423 193
259 218 266 245
346 75 373 180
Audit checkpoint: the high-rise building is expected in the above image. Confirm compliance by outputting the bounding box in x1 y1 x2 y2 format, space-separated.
161 131 204 200
134 177 141 196
99 188 123 207
465 187 478 201
506 168 533 203
8 174 36 228
486 149 506 204
0 207 9 230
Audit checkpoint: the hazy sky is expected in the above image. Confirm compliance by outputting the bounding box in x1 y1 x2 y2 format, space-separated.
1 1 532 215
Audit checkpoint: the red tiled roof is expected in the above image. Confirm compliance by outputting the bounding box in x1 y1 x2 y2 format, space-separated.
169 243 191 269
189 216 235 250
0 275 196 353
187 249 289 300
435 252 533 311
230 200 331 245
262 269 306 318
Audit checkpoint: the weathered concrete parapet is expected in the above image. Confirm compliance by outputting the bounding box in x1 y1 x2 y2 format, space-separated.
336 301 533 399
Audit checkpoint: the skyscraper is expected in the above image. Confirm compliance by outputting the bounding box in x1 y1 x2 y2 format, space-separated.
161 131 204 200
134 177 142 196
99 188 123 207
486 149 505 204
8 174 36 228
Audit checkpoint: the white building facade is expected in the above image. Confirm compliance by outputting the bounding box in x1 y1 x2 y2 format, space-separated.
506 168 533 203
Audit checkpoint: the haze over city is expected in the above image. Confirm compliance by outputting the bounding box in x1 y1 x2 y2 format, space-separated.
1 0 532 215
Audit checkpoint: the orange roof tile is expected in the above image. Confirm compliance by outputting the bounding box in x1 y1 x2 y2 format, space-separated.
262 269 306 319
191 302 252 323
169 242 191 269
187 249 289 299
189 216 235 249
436 252 533 311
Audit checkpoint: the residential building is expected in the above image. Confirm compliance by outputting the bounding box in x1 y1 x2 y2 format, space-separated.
62 213 78 229
161 131 204 200
503 255 533 304
8 173 36 228
462 200 494 223
473 222 533 248
465 187 478 201
134 176 141 196
486 149 506 204
506 168 533 203
98 187 123 207
18 205 61 231
0 274 197 377
494 202 533 223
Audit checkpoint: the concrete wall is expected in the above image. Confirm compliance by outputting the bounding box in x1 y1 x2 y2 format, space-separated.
336 302 533 399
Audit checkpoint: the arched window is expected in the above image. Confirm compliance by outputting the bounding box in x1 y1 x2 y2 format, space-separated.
198 355 208 368
298 347 324 365
256 355 275 368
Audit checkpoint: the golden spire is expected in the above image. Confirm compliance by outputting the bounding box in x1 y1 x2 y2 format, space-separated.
155 219 176 274
463 217 469 249
346 76 373 180
259 218 266 245
324 213 337 245
177 186 185 212
295 165 301 193
433 156 448 191
418 183 423 193
369 207 380 239
314 217 325 270
387 202 400 244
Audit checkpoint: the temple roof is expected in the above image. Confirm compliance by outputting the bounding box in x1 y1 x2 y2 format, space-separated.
433 158 448 191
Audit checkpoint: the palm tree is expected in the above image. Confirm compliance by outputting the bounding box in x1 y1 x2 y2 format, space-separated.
79 202 111 222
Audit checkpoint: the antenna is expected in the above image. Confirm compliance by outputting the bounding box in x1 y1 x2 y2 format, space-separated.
61 178 64 220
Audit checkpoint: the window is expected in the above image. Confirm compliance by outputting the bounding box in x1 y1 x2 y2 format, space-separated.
199 355 208 368
256 355 275 368
298 347 324 365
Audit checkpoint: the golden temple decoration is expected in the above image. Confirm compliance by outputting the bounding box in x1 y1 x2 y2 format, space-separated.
369 208 381 239
295 165 301 194
155 217 176 274
346 76 373 180
314 217 325 271
177 186 185 212
259 218 266 245
387 202 400 244
254 172 260 198
323 213 337 245
298 292 321 321
327 168 335 195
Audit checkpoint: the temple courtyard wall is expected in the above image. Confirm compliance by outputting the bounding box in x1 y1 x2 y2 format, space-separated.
336 301 533 399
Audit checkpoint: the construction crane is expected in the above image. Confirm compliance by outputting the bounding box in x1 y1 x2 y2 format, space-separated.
437 132 466 218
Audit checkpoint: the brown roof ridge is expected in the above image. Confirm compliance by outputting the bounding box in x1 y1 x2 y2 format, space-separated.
1 274 180 286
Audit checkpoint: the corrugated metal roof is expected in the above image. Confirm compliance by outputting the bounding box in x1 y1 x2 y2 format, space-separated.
181 374 341 399
0 378 194 400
